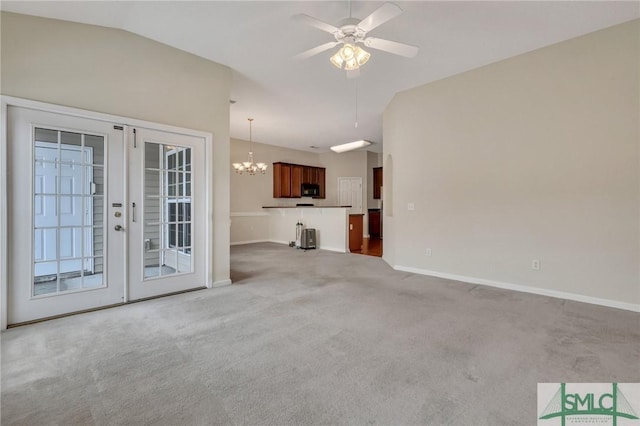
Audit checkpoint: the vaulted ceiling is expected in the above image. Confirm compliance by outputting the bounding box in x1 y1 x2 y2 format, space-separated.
2 1 638 152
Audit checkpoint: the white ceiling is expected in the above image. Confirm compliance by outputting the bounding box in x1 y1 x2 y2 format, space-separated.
2 1 638 153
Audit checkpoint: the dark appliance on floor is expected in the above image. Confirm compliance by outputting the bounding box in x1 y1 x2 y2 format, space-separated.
300 228 316 250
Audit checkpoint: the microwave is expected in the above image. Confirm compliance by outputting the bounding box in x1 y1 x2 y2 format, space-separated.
301 183 320 197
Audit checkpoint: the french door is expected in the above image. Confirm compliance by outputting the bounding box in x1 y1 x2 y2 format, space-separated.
6 106 206 325
127 128 206 300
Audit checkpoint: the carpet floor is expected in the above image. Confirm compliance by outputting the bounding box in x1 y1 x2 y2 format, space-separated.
2 242 639 425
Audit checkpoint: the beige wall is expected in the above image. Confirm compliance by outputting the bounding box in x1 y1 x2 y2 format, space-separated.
1 12 232 284
383 20 640 307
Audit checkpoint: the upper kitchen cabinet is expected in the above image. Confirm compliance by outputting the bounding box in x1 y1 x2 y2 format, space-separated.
303 166 314 185
291 165 303 198
317 168 326 199
273 162 292 198
373 167 383 199
273 162 325 199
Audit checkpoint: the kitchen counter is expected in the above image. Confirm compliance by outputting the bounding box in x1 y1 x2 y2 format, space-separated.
260 206 350 252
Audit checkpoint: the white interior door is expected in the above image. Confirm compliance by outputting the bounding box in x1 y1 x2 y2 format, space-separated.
7 107 126 324
127 127 206 300
34 143 94 276
338 177 363 215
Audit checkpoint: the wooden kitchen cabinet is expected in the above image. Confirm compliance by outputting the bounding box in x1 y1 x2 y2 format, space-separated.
273 162 326 199
349 214 363 252
317 168 326 199
373 167 383 199
291 165 303 198
303 167 313 185
273 163 292 198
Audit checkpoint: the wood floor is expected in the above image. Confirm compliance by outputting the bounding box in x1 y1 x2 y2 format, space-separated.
352 237 382 257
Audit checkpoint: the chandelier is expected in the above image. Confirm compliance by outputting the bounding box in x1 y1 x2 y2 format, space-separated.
232 118 267 175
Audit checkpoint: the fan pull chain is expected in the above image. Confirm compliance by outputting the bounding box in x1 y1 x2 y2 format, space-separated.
355 80 358 128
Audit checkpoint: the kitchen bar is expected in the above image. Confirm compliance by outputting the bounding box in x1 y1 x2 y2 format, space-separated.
262 206 351 253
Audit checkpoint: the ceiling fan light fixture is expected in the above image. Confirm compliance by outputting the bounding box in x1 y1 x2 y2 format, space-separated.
296 3 418 73
330 51 344 69
344 57 359 71
330 139 372 153
341 43 356 60
354 45 370 66
331 43 371 70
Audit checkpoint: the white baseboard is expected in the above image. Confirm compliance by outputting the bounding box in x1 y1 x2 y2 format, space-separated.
231 239 290 247
234 239 346 253
269 239 291 246
269 239 345 253
212 279 232 288
394 265 640 313
230 239 269 246
320 246 347 253
230 212 268 217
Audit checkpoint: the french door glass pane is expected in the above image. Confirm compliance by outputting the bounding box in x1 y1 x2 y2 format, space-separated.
143 142 193 279
33 127 105 297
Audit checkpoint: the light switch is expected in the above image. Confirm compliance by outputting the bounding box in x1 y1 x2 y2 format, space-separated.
408 203 415 211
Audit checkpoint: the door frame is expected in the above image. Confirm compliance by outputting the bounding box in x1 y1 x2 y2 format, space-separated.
0 96 214 330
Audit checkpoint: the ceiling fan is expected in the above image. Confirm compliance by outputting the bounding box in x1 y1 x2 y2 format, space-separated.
294 2 419 78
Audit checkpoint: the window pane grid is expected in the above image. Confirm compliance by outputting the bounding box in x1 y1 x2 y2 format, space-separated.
33 127 105 296
143 142 193 279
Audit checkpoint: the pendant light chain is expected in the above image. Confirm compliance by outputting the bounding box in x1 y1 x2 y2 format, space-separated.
232 117 267 175
248 118 253 155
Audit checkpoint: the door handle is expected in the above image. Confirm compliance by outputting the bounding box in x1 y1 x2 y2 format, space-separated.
114 225 124 231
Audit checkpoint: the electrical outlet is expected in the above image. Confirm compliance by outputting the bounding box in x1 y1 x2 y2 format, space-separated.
532 259 541 270
408 203 415 211
426 248 432 257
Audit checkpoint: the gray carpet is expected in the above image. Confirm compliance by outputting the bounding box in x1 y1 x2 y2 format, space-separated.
2 242 639 425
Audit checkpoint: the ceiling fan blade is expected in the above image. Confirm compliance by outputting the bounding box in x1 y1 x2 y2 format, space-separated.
357 3 403 33
294 41 340 60
346 68 360 79
364 37 419 58
293 14 340 34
